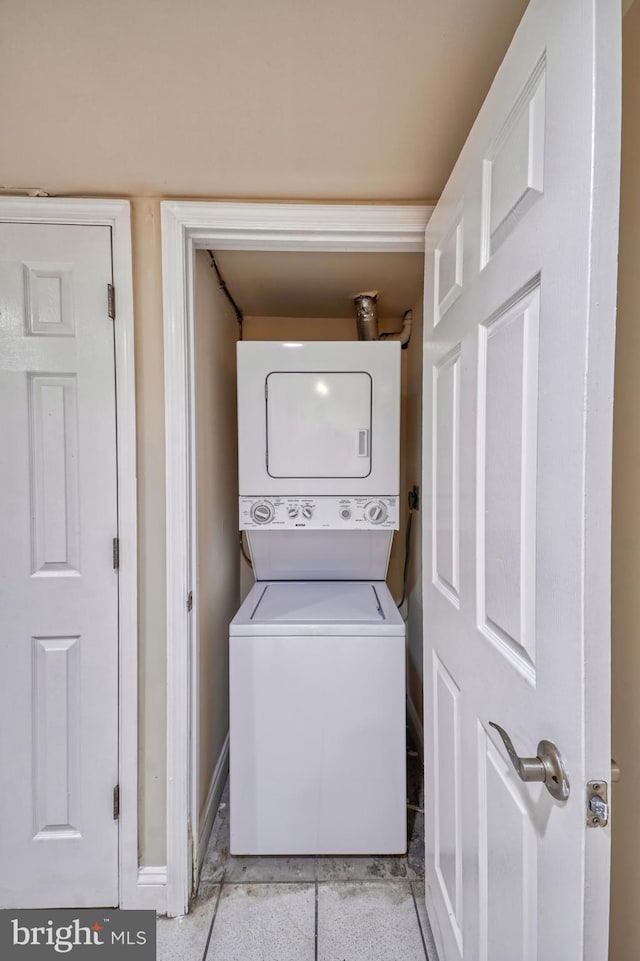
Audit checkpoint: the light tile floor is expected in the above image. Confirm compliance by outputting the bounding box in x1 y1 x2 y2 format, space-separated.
158 741 439 961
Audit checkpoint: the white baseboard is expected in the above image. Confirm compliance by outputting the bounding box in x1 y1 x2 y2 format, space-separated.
197 732 230 875
407 695 424 760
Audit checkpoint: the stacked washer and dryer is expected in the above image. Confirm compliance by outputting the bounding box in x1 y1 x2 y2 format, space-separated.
229 340 406 856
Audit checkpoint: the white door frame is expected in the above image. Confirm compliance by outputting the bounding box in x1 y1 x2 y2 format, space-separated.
160 200 432 917
0 198 141 908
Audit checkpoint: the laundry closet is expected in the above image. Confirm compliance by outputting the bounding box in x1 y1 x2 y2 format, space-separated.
192 246 425 873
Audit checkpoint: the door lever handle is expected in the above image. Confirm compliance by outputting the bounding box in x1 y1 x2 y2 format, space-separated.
489 722 570 802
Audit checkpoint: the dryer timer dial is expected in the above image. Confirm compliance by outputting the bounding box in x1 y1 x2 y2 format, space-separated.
364 500 388 525
251 501 275 524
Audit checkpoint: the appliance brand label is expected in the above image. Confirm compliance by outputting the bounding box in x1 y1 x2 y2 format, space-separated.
0 911 155 960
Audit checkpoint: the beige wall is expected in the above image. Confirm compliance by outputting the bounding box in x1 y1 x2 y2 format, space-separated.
610 4 640 958
0 0 527 202
131 198 167 865
243 316 357 341
194 252 240 824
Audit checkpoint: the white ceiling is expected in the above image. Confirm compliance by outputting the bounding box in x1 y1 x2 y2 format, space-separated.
209 249 425 319
1 0 528 200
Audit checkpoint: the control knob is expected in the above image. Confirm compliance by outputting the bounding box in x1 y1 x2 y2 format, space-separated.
364 500 388 525
251 500 275 525
301 504 314 520
287 504 299 518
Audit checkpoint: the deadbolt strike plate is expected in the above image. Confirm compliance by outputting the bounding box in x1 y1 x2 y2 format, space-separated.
586 780 609 828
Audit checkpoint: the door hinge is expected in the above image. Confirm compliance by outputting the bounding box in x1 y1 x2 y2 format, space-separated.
113 537 120 570
187 590 193 612
113 784 120 820
587 780 609 827
107 283 116 320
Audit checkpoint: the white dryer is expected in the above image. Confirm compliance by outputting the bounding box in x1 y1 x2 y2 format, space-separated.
230 580 406 855
237 340 400 498
237 340 401 581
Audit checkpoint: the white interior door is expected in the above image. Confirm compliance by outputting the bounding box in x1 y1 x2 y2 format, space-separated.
422 2 620 959
0 222 119 907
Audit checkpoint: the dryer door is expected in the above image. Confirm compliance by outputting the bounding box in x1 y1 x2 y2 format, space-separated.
266 371 371 478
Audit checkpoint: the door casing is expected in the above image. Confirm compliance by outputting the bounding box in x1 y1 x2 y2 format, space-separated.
160 201 432 917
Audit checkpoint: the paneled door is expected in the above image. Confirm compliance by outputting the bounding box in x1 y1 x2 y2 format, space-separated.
0 223 119 907
422 1 620 959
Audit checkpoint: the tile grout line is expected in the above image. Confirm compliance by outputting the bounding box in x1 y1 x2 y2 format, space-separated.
218 875 416 885
314 877 319 961
410 881 431 961
200 882 224 961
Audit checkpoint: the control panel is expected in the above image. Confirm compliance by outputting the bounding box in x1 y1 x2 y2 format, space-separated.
239 495 399 531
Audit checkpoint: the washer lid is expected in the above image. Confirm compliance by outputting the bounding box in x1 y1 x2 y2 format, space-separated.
251 581 385 623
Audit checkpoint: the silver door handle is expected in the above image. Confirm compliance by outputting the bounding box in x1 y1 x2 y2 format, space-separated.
489 722 570 802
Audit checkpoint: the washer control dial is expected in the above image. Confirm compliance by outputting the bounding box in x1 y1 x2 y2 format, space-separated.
287 504 299 518
251 500 275 525
301 504 314 520
364 500 388 525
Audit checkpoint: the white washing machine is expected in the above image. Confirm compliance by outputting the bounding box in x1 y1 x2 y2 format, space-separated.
230 341 406 855
230 580 406 855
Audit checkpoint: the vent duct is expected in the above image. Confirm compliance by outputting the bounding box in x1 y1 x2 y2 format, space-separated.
353 293 412 349
354 293 379 341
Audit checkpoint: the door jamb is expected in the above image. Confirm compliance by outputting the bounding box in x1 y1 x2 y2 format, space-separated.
0 198 140 908
160 200 432 917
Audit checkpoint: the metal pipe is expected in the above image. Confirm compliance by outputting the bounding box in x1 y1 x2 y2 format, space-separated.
353 293 379 341
354 293 412 349
380 309 413 349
